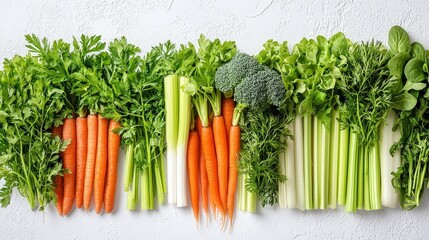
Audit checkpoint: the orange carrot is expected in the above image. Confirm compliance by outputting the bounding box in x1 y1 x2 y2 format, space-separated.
104 120 121 213
83 114 98 210
213 116 229 212
196 117 209 220
227 125 240 227
187 130 200 223
222 98 235 140
62 118 76 215
52 125 63 216
94 115 109 214
75 117 88 209
201 126 225 218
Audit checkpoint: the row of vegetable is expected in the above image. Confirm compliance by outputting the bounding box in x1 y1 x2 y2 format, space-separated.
0 25 428 230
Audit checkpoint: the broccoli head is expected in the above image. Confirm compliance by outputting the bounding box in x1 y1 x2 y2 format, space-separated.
215 52 261 95
265 68 286 107
234 72 268 110
234 66 285 110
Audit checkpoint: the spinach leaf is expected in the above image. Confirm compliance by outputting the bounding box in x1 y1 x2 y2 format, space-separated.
388 25 411 55
405 58 426 83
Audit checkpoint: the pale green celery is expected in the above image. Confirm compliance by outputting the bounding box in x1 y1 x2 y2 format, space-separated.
363 148 370 210
160 151 167 194
329 111 340 209
369 142 381 210
141 168 151 210
238 174 246 211
313 116 319 209
416 161 427 205
337 127 349 205
320 120 330 209
345 132 358 212
124 144 134 190
294 116 305 211
149 161 154 209
278 137 287 208
303 115 313 210
380 110 400 208
408 155 413 196
127 167 139 210
357 147 364 210
164 75 179 205
286 123 297 208
247 188 257 212
176 76 191 207
155 156 165 204
238 174 242 210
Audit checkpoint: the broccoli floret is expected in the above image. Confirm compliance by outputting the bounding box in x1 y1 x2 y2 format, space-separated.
215 53 261 95
234 67 285 110
265 69 286 107
234 72 268 110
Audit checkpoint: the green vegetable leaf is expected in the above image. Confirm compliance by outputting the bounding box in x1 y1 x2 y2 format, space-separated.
412 42 425 61
404 58 426 83
391 92 417 111
388 25 411 55
388 52 410 78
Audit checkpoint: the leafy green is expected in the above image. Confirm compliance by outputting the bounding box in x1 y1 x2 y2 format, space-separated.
412 42 425 61
239 109 290 207
0 55 68 210
404 58 426 83
338 41 394 147
388 25 411 56
388 52 410 78
292 33 350 126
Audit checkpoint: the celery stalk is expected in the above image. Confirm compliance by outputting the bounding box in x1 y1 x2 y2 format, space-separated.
247 188 257 212
124 144 135 191
380 110 400 208
337 126 349 205
345 131 358 212
294 115 305 211
239 174 247 211
320 120 330 209
329 111 340 209
313 116 319 209
164 75 179 205
369 142 381 210
357 147 364 210
286 123 296 208
127 167 139 210
278 138 287 208
363 148 370 210
141 168 150 210
303 115 313 210
155 157 165 204
176 76 191 207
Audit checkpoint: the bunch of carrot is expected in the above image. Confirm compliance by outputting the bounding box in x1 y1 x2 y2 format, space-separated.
25 34 124 216
186 96 240 230
52 116 121 215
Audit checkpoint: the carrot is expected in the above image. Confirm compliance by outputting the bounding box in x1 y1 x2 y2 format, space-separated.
62 118 77 215
201 126 225 219
83 114 98 210
75 117 88 209
187 130 200 224
196 117 209 221
227 125 240 228
213 116 229 212
94 115 109 214
52 125 63 216
222 97 235 140
104 120 121 213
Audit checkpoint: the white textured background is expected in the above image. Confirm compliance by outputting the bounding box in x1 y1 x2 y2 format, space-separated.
1 0 429 239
